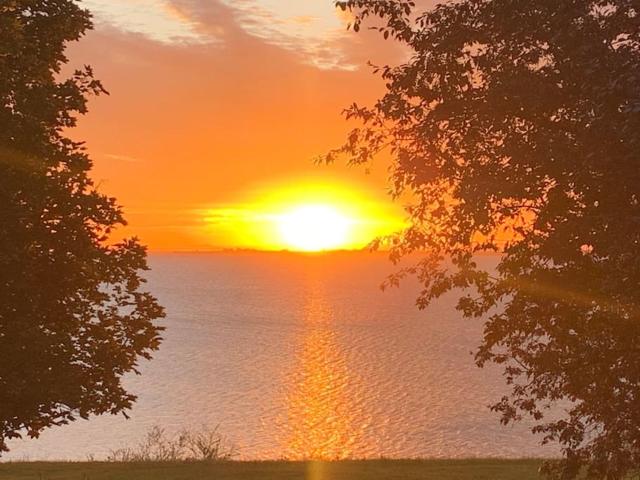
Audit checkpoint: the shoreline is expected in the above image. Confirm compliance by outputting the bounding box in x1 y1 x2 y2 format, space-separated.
0 458 548 479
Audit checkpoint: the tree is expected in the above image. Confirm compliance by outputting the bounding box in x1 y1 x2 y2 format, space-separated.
0 1 164 453
330 1 640 478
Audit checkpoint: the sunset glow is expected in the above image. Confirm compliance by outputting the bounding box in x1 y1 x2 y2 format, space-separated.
277 205 352 251
69 0 407 252
201 179 403 251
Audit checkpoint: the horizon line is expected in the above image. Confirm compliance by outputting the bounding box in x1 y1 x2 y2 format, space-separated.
146 247 387 254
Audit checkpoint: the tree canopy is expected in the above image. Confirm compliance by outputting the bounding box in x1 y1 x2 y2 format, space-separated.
331 1 640 478
0 1 164 452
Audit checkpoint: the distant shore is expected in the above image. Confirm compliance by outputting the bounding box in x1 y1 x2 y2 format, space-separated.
0 459 545 480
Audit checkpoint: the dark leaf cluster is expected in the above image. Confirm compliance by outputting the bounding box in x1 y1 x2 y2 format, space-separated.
0 0 165 452
331 1 640 478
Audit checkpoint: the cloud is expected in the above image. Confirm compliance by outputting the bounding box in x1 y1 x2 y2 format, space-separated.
83 0 394 70
201 206 276 226
102 153 144 163
223 0 440 71
216 0 356 70
81 0 217 45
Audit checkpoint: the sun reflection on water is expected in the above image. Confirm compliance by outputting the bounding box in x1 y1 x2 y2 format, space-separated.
282 282 368 460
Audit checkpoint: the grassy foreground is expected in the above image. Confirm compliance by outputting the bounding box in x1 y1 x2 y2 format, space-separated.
0 459 545 480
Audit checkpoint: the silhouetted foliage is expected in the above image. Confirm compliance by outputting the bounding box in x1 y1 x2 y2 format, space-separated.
0 1 164 452
331 1 640 478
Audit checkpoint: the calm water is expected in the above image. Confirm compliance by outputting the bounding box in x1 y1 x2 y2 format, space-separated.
7 252 556 460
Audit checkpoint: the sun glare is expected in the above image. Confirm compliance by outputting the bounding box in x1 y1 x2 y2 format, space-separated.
201 178 405 251
277 205 351 251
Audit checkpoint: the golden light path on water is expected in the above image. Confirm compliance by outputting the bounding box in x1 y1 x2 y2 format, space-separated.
282 281 369 460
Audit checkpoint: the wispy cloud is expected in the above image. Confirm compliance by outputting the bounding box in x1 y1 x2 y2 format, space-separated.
201 206 274 225
81 0 217 45
83 0 361 69
102 153 144 163
219 0 355 70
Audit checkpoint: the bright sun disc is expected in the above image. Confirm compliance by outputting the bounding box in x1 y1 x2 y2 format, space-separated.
277 205 351 251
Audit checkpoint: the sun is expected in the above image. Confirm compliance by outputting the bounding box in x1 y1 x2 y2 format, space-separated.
277 204 352 252
202 178 405 251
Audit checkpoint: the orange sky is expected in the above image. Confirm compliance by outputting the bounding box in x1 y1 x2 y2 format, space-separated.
67 0 432 251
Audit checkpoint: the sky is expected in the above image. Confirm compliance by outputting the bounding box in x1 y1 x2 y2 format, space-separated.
69 0 417 251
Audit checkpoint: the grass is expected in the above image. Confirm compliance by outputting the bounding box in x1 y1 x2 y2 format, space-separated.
0 459 546 480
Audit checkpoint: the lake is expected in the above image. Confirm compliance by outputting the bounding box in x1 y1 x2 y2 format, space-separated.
6 252 556 460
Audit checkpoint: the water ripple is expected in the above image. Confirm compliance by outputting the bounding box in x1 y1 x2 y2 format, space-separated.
6 253 557 461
